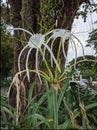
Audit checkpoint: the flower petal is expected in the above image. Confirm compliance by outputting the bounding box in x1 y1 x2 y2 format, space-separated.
26 48 33 82
18 45 28 73
36 49 42 84
70 38 77 69
61 38 68 62
13 27 33 36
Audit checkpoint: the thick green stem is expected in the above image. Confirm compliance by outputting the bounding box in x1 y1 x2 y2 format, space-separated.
39 48 54 82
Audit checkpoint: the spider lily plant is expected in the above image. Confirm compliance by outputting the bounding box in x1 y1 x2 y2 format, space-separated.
13 28 85 85
8 28 96 130
13 28 61 83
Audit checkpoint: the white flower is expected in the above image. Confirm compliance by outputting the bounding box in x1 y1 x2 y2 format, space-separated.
13 28 84 83
28 34 45 48
13 28 61 83
44 29 84 67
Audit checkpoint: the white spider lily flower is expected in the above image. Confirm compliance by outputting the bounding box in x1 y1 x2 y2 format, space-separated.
13 28 61 83
13 28 84 83
44 29 84 67
44 29 71 65
28 34 45 48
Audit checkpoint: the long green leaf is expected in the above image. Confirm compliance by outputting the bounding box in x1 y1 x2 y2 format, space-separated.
26 114 51 129
27 81 36 115
59 120 72 129
57 88 65 111
43 80 53 118
33 92 48 113
85 102 97 110
28 81 36 103
3 106 15 119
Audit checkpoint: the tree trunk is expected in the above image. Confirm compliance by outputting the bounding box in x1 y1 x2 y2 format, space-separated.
8 0 40 107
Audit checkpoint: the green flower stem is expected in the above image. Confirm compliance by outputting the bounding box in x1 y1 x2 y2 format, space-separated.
55 40 62 80
39 48 54 82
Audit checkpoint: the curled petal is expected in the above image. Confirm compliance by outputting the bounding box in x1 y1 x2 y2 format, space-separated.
72 34 85 59
70 38 77 69
45 29 71 39
36 49 42 84
18 45 28 73
13 27 33 36
26 48 33 82
43 35 53 61
61 38 68 62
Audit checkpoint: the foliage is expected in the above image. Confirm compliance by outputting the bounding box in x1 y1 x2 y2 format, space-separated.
0 79 12 88
40 0 57 33
1 79 97 129
76 2 97 22
1 1 97 130
86 28 97 54
6 28 95 130
69 55 97 80
92 56 97 75
0 95 20 130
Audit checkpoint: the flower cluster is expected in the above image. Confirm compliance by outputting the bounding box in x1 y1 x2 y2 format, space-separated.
13 28 84 83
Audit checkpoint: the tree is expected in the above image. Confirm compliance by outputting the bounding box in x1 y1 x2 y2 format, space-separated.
1 0 96 106
86 28 97 54
69 55 97 79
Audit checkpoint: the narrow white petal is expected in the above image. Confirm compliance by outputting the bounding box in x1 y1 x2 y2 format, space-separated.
72 34 85 59
42 43 61 73
26 48 33 82
70 38 77 69
36 49 42 84
13 28 33 36
62 38 68 62
45 29 71 37
70 39 75 52
43 35 53 61
18 45 28 73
